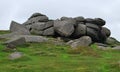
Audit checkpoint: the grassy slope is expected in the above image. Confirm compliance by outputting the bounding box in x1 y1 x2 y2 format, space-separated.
0 31 120 72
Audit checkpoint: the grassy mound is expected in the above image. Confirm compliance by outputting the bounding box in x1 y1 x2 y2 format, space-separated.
0 30 120 72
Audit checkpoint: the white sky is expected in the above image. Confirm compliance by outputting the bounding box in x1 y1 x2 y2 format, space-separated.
0 0 120 41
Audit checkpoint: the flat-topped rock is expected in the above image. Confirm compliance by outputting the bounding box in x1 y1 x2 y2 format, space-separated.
4 37 26 47
12 35 48 43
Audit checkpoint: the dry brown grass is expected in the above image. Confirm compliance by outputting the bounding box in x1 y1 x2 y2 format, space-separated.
67 46 100 57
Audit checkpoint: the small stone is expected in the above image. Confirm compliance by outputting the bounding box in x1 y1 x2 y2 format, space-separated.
8 52 24 60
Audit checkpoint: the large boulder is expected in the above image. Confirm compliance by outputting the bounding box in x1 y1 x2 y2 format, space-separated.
86 23 101 31
3 34 48 45
85 18 106 26
101 27 111 37
42 27 54 36
98 30 107 43
60 17 77 26
96 27 111 43
30 21 54 35
28 16 49 23
44 21 54 29
54 20 75 37
67 36 92 48
31 21 53 31
74 16 85 22
31 22 46 31
94 18 106 26
86 27 99 41
98 31 107 43
10 21 30 35
72 23 86 37
23 15 49 26
4 37 26 47
85 18 95 24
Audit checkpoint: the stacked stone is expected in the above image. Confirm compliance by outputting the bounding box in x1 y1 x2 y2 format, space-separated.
23 13 54 36
23 13 111 43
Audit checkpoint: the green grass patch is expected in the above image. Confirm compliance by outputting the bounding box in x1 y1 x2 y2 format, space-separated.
0 30 120 72
0 30 10 35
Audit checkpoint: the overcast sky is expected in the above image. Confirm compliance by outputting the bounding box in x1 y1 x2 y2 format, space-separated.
0 0 120 41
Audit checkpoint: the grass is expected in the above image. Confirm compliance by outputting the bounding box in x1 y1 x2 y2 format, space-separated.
0 30 120 72
0 30 10 34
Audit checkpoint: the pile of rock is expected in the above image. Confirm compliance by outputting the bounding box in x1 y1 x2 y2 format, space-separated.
23 13 111 43
1 12 119 49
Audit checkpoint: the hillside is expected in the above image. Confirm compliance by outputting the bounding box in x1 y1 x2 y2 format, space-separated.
0 30 120 72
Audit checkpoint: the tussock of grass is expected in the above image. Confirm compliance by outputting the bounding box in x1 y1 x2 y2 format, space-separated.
68 46 100 57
